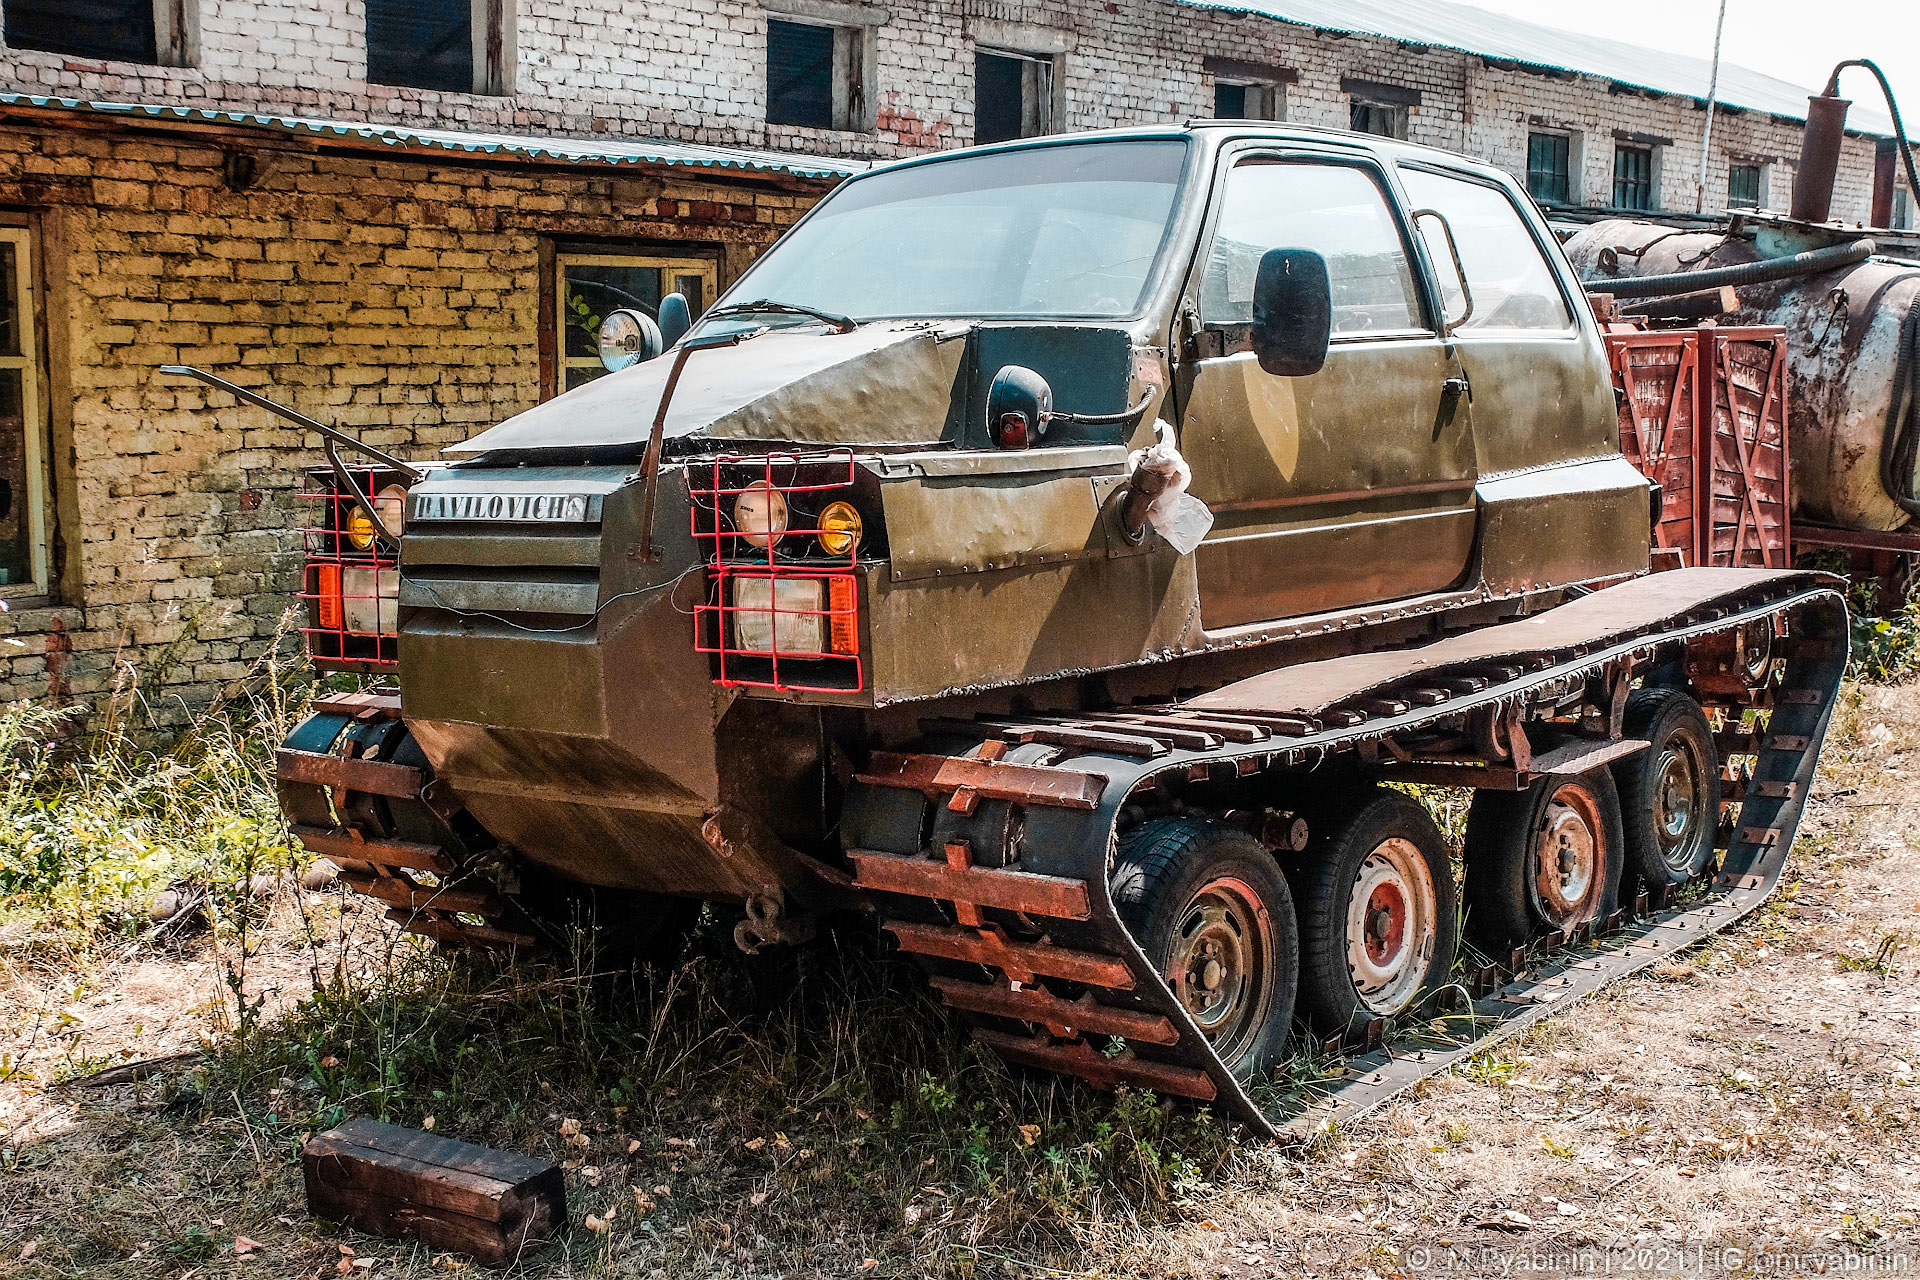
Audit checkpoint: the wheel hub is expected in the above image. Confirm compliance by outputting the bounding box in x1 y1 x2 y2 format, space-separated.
1344 839 1439 1015
1654 741 1703 873
1167 877 1273 1061
1532 786 1602 925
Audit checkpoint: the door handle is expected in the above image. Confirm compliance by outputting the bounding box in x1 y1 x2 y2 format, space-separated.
1441 376 1471 403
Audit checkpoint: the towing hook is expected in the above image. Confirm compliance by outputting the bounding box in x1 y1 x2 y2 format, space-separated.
733 892 818 954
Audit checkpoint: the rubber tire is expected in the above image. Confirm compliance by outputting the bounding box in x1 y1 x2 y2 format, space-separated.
1111 818 1298 1083
1463 768 1626 953
1611 688 1722 892
1286 789 1459 1035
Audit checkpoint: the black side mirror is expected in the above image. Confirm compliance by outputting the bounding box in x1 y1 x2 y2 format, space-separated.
658 292 693 347
985 365 1053 449
1250 247 1332 377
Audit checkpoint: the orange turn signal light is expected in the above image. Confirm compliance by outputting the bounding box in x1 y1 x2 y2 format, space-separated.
314 562 343 630
827 574 858 655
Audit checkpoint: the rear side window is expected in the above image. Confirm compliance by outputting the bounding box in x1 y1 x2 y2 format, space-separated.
1200 162 1423 336
1398 167 1574 332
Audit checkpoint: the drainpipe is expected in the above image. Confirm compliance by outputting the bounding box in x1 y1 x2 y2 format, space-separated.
1694 0 1727 214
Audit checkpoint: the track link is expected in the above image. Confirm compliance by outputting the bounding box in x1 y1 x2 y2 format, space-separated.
850 569 1849 1139
278 692 535 951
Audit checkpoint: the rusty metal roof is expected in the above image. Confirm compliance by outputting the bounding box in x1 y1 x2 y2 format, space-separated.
1183 0 1895 134
0 94 868 180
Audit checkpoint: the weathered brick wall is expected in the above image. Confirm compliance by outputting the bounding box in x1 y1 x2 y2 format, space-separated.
0 0 1886 221
0 118 820 714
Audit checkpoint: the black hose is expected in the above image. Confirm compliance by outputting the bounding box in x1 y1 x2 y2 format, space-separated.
1827 60 1920 232
1883 294 1920 520
1586 239 1875 300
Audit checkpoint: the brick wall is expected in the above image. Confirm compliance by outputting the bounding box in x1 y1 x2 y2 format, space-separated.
0 0 1887 222
0 0 1889 220
0 116 821 715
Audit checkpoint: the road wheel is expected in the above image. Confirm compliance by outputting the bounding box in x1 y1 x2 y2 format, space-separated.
1463 769 1624 952
1287 789 1458 1034
1612 688 1722 891
1112 818 1297 1082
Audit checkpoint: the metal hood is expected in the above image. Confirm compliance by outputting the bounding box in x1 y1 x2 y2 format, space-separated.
449 320 971 454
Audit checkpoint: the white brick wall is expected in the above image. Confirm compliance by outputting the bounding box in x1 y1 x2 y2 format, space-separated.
1 0 1886 220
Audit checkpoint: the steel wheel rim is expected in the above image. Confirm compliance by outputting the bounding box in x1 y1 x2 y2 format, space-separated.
1653 737 1705 874
1344 837 1439 1015
1167 876 1274 1063
1531 784 1604 926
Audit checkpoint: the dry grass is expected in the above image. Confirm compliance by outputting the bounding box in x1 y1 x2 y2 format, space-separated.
5 664 1920 1277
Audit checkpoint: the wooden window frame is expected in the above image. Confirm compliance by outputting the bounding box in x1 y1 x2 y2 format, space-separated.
543 248 719 400
0 224 49 597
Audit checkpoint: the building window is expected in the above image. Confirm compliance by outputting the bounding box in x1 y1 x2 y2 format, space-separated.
976 48 1055 144
553 252 718 394
366 0 510 94
1349 100 1408 140
1896 185 1913 231
4 0 185 65
1613 145 1655 211
1214 80 1281 120
1728 162 1763 209
0 228 47 595
766 16 871 131
1526 132 1572 205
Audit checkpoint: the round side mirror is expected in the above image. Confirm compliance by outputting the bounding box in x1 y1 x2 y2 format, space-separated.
597 308 664 372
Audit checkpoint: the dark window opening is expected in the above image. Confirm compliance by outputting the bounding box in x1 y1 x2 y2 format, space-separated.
366 0 473 94
1728 162 1763 209
6 0 156 63
767 18 834 129
1613 145 1654 211
1526 132 1571 205
1215 81 1247 119
1350 100 1408 140
976 49 1053 144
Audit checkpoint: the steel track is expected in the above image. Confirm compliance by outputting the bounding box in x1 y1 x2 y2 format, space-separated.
848 570 1848 1139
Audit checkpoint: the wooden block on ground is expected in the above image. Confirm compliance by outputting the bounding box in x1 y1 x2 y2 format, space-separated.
302 1117 566 1266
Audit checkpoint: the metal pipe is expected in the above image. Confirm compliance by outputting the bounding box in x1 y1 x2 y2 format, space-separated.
1791 92 1851 223
1693 0 1727 215
1586 238 1875 300
1873 140 1898 230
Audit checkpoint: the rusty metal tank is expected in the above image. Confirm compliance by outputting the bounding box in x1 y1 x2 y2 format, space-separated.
1564 217 1920 534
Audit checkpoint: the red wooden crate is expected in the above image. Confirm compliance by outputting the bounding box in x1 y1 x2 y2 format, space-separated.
1605 325 1791 570
1698 327 1791 569
1608 330 1700 561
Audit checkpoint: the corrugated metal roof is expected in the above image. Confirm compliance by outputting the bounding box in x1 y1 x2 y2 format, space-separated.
1182 0 1895 135
0 94 868 180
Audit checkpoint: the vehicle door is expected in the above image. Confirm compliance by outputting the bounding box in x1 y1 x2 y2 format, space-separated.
1176 152 1478 630
1394 163 1609 478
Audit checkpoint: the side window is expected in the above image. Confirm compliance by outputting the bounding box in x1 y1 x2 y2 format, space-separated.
1398 167 1574 332
1199 162 1422 336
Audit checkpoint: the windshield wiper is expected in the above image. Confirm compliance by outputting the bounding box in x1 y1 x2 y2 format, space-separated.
704 299 858 333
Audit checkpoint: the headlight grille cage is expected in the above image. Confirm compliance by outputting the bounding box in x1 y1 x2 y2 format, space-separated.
299 463 406 671
690 450 866 693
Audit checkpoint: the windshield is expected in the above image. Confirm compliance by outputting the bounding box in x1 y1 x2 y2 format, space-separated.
697 140 1188 330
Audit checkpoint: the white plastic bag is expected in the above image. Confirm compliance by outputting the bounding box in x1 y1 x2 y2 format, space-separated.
1125 419 1214 555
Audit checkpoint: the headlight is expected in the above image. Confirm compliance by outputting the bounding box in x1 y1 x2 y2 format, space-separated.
816 500 863 556
344 503 377 551
597 308 663 372
373 483 407 539
733 481 789 551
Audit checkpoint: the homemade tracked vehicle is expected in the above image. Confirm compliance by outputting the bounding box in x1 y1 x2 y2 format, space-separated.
175 123 1847 1137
